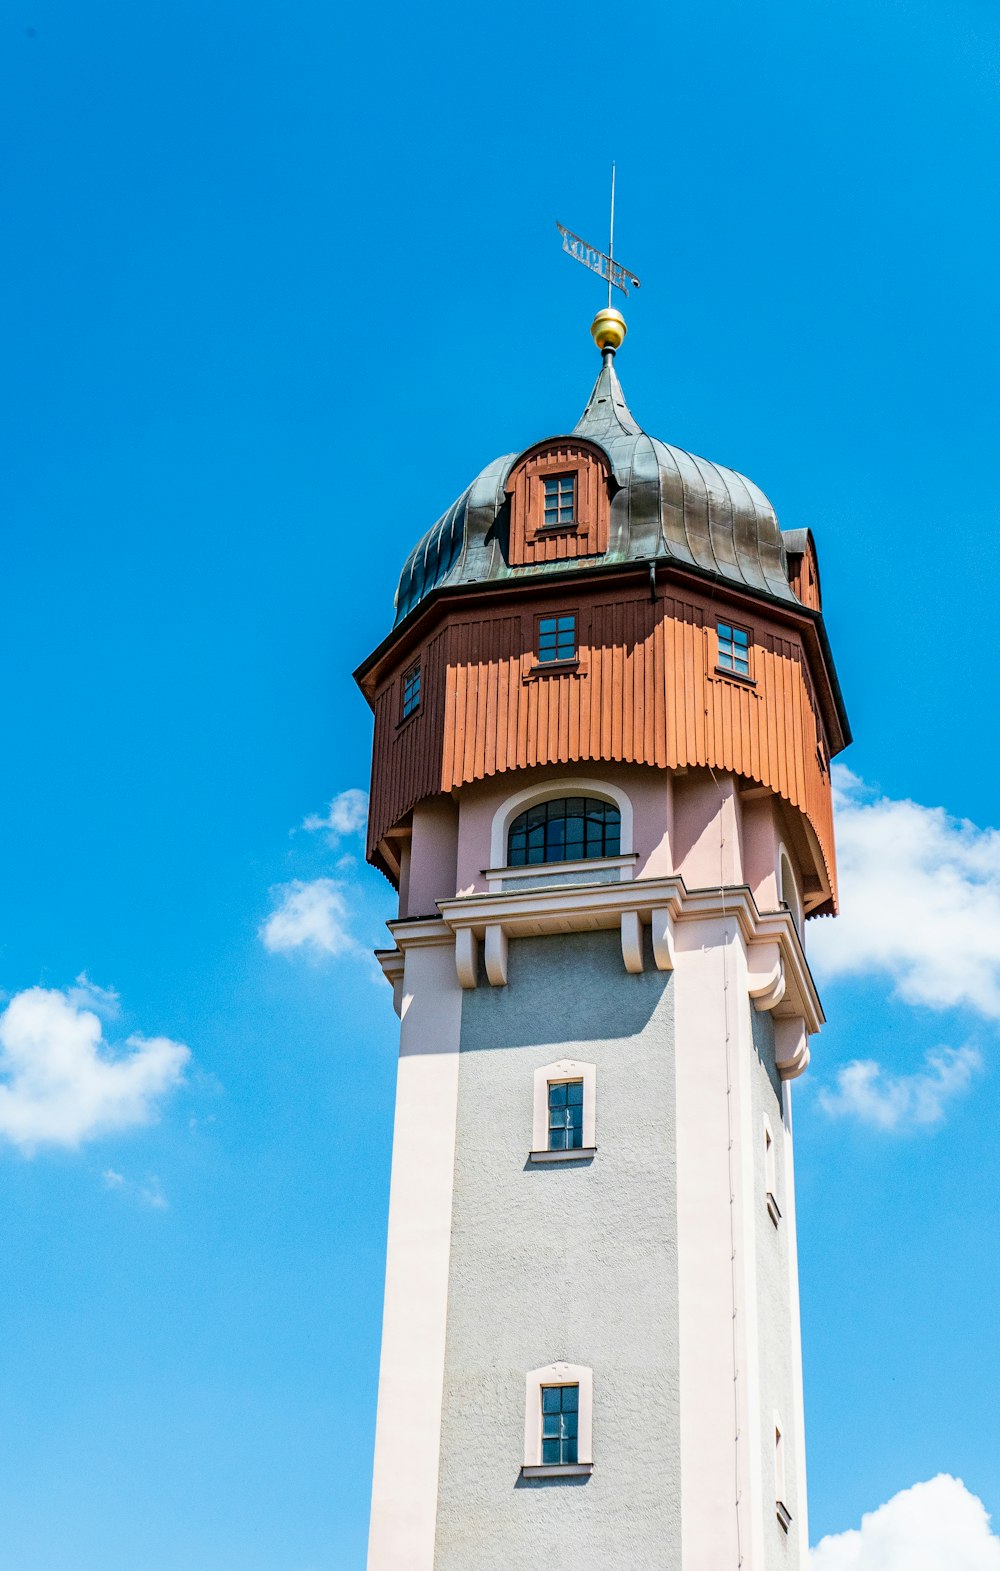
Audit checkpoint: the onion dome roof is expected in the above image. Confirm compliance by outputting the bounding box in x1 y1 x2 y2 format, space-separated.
394 353 798 626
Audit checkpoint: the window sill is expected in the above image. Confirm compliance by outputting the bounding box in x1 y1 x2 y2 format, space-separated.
776 1501 792 1533
537 520 581 534
521 1463 594 1479
529 1147 596 1164
713 664 756 687
524 658 580 679
485 853 636 893
766 1191 782 1228
395 707 422 732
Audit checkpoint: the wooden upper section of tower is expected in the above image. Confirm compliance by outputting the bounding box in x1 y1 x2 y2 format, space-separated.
355 334 850 916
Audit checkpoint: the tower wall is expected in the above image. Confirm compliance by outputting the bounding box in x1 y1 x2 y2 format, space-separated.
433 930 680 1569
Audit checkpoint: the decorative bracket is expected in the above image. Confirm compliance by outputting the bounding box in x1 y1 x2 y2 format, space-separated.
455 927 478 989
620 911 643 973
774 1016 809 1079
651 907 674 971
484 924 508 986
748 939 785 1012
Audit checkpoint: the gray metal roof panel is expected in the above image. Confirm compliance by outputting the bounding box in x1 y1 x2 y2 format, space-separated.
392 357 798 625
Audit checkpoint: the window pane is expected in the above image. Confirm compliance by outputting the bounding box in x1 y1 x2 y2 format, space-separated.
541 1386 562 1413
549 1083 568 1107
542 1439 561 1465
567 1081 583 1105
507 797 621 867
561 1385 579 1411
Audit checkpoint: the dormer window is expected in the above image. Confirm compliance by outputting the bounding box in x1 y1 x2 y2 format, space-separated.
717 621 751 678
543 474 576 527
401 662 421 719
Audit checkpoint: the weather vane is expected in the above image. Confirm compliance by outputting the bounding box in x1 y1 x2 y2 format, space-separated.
557 163 641 302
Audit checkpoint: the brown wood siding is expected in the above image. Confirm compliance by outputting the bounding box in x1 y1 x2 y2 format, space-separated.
365 625 448 873
366 580 838 907
788 539 822 611
507 442 610 564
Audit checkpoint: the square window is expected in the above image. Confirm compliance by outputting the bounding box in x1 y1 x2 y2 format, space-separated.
539 1385 579 1465
717 621 751 677
538 614 577 663
401 662 421 718
542 474 576 527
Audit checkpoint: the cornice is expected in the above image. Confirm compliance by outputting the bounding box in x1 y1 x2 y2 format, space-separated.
377 876 823 1076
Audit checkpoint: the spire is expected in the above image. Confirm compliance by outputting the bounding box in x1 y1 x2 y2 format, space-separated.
573 309 642 441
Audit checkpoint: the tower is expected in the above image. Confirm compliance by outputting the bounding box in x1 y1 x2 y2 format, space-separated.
355 306 849 1571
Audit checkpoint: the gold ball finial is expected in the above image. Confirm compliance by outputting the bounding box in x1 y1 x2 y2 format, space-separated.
591 306 627 352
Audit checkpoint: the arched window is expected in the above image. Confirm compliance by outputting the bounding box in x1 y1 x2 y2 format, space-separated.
507 796 621 867
779 849 803 936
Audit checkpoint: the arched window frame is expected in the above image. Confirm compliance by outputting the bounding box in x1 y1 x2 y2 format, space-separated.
489 778 634 880
522 1362 594 1478
777 845 803 937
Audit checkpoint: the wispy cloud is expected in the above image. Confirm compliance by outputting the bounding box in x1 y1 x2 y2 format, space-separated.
811 768 1000 1018
818 1045 982 1133
811 1474 1000 1569
0 986 190 1154
301 788 369 844
139 1175 169 1210
260 878 363 960
101 1166 169 1209
67 973 121 1019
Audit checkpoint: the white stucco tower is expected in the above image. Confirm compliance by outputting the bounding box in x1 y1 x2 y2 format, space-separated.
356 307 849 1571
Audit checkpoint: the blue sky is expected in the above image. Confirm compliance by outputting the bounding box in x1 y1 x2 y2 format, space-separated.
2 1 999 1566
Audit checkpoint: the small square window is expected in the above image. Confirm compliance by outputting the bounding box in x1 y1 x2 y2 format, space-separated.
540 1384 579 1466
717 621 751 677
538 614 577 663
548 1079 584 1151
401 663 421 719
542 474 576 527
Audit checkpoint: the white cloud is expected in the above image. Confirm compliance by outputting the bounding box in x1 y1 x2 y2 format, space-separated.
302 788 368 843
260 878 362 960
0 987 190 1154
811 1474 1000 1570
811 768 1000 1018
818 1045 981 1133
101 1167 125 1188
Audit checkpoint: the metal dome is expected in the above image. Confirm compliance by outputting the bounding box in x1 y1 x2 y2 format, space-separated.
393 355 798 626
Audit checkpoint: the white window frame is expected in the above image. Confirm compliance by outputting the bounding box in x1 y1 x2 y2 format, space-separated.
522 1362 594 1478
763 1112 780 1226
489 777 634 874
530 1060 597 1162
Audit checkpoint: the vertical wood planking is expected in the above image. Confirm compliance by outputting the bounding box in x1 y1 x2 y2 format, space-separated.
366 581 839 904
